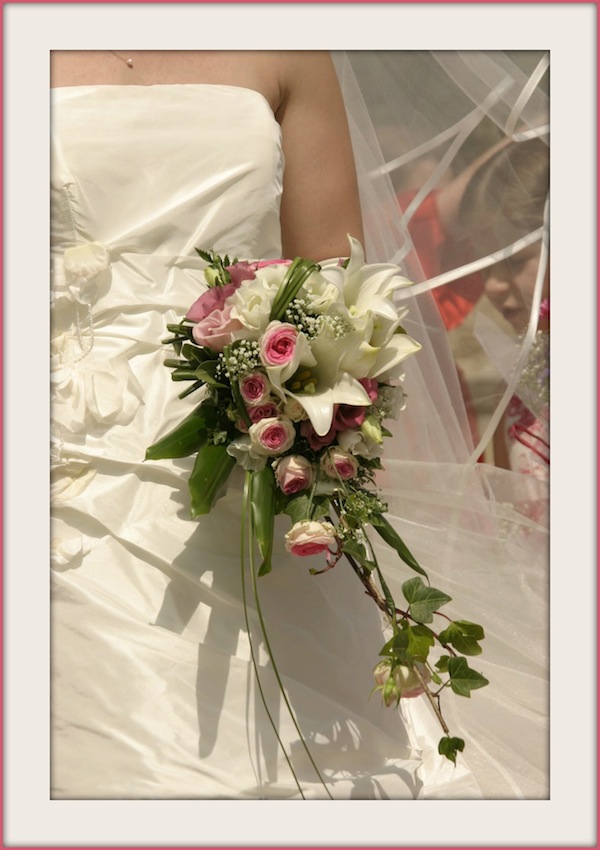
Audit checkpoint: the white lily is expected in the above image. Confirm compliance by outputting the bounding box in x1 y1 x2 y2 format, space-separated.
290 371 372 437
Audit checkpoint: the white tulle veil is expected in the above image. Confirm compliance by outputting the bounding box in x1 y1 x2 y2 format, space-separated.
333 50 550 798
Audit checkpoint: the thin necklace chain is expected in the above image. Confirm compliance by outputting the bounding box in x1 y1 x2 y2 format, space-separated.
109 50 134 69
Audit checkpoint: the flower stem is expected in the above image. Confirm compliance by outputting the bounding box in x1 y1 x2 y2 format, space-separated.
248 475 333 799
240 474 305 799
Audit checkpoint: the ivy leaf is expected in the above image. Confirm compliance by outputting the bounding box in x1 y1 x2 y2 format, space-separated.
447 657 489 697
435 654 451 673
283 494 330 524
439 621 485 656
404 623 435 662
380 630 409 659
438 736 465 765
402 576 451 624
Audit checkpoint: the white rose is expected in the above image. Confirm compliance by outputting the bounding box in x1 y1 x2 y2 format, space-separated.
285 520 337 557
229 266 285 335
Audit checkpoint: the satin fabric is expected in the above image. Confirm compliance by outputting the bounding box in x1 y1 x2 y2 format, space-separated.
51 85 485 800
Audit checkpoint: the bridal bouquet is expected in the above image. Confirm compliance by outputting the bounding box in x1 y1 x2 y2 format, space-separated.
146 235 488 793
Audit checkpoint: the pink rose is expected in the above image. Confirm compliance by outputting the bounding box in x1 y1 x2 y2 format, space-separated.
191 305 244 352
300 420 337 451
248 416 296 456
332 379 378 431
226 258 290 287
186 281 240 322
248 403 280 424
285 520 337 557
332 403 367 432
321 446 359 481
240 372 271 405
274 455 314 495
260 322 299 368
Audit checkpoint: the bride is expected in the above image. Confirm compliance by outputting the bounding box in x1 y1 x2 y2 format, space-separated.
50 49 549 800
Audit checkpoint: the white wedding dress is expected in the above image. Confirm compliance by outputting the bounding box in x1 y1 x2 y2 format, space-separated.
51 83 548 800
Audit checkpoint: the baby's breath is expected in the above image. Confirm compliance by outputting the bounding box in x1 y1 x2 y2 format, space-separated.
284 299 324 339
217 340 261 381
323 313 353 338
343 489 388 525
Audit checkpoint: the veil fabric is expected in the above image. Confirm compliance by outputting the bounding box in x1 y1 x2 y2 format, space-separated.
333 51 550 798
334 50 549 477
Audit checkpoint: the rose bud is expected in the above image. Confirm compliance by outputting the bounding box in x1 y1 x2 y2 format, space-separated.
274 455 314 495
321 446 359 481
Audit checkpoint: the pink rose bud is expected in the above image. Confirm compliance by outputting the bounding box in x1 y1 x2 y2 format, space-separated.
248 416 296 456
274 455 314 495
186 281 240 322
226 258 290 287
191 305 244 353
260 322 299 368
284 520 337 557
321 446 359 481
240 372 272 405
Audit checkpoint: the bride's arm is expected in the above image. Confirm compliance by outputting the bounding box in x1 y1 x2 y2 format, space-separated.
275 52 364 261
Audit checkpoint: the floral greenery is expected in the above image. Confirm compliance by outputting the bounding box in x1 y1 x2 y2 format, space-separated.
146 237 488 789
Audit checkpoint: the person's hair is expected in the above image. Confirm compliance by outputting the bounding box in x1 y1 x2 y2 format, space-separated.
459 137 549 246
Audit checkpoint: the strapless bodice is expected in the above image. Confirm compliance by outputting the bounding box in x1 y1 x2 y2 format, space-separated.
51 84 284 260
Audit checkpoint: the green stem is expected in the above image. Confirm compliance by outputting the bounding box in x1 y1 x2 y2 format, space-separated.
269 259 320 321
248 476 333 799
240 474 305 798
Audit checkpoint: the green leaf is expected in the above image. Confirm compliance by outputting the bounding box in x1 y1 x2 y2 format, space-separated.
370 515 428 578
447 657 489 697
283 494 313 523
194 363 227 387
402 577 451 624
283 494 330 524
145 404 210 460
453 620 484 639
435 654 451 673
379 630 409 659
251 466 276 576
189 443 236 518
181 342 212 364
438 736 465 765
404 623 435 662
439 621 485 656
